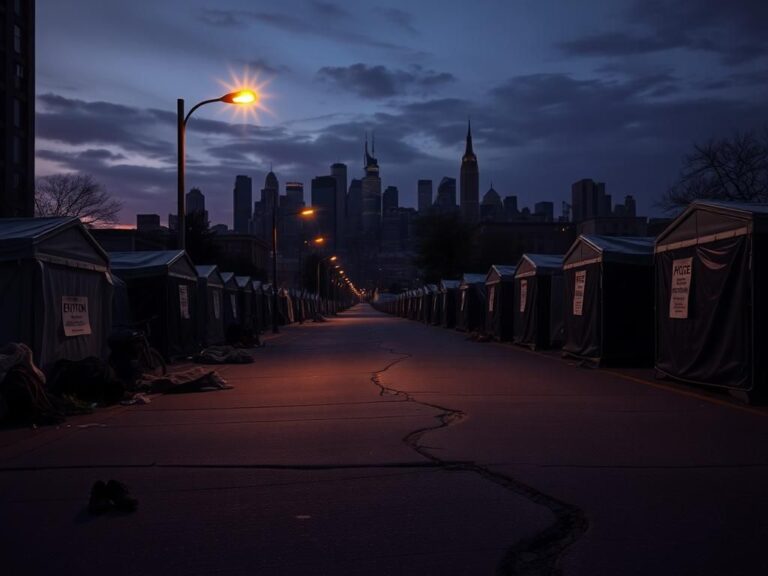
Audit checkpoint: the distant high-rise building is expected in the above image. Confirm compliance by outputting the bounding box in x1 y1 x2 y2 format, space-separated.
168 213 178 231
383 186 399 213
361 137 381 237
286 182 304 205
503 196 519 220
311 175 337 245
1 0 35 217
571 179 610 222
417 179 433 214
459 120 479 224
480 185 503 221
346 179 363 238
186 187 208 223
137 214 160 232
233 175 253 234
435 177 457 214
534 201 554 223
257 170 279 238
331 163 347 250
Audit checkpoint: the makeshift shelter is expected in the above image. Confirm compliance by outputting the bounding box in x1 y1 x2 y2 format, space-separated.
0 217 113 372
195 265 226 346
262 283 274 327
655 201 768 397
279 287 294 324
220 272 240 332
513 254 564 349
439 280 460 328
423 284 438 324
457 274 487 332
109 250 198 359
234 276 253 328
485 265 517 341
562 235 654 365
251 280 265 332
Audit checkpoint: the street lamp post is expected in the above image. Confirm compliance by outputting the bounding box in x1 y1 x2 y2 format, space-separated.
177 90 256 249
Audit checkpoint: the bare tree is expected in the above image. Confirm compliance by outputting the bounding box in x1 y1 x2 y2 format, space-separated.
35 173 123 226
659 130 768 212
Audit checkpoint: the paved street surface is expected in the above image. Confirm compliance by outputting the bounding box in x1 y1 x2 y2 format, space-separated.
1 304 767 575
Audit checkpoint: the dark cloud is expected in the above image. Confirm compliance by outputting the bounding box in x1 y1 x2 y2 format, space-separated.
309 1 351 19
560 0 768 64
317 63 455 99
239 58 291 75
375 7 417 34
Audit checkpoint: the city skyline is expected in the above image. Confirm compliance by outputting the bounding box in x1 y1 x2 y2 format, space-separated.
35 0 768 226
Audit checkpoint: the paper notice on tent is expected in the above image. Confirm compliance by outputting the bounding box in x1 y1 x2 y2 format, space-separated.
179 285 190 319
212 290 221 319
62 296 91 337
519 279 527 313
669 257 693 319
460 291 466 311
231 294 238 319
573 270 586 316
488 286 495 312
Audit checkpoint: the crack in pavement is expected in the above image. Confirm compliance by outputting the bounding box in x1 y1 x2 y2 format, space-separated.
371 345 588 576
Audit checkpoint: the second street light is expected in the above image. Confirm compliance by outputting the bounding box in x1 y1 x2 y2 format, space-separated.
177 89 257 250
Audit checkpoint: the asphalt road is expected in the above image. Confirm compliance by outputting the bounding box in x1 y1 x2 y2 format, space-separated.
1 304 767 575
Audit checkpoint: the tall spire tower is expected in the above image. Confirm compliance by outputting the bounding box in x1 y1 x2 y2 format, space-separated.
460 119 480 223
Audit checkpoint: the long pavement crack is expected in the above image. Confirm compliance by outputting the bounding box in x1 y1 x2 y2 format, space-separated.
371 345 588 576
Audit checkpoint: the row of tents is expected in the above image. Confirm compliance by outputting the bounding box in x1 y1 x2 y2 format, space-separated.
0 217 354 372
374 200 768 401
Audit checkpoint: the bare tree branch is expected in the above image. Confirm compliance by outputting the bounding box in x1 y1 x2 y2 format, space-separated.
35 173 123 226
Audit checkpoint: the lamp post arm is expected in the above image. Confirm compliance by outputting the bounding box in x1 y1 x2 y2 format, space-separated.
184 97 224 125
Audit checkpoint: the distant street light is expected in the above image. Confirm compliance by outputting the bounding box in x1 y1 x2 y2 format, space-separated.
177 89 257 249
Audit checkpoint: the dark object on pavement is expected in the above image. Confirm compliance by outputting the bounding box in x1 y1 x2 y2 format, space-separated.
88 481 111 515
48 357 124 405
108 328 166 385
194 345 254 364
106 479 139 512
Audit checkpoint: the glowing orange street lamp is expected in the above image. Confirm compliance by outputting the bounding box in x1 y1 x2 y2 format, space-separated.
177 89 257 249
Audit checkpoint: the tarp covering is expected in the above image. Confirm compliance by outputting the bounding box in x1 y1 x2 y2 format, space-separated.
0 217 112 372
196 265 225 346
485 265 516 341
513 254 564 349
110 250 198 358
457 274 487 332
655 201 768 393
220 272 240 330
439 279 460 328
562 236 654 365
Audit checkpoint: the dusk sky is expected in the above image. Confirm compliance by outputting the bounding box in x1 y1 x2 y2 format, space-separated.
36 0 768 227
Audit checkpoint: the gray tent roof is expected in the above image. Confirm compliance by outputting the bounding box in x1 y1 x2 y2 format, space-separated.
486 264 517 284
219 272 238 290
656 200 768 252
460 273 486 288
109 250 197 280
195 265 224 289
515 254 563 278
0 216 109 270
235 276 253 291
564 235 654 269
439 279 460 292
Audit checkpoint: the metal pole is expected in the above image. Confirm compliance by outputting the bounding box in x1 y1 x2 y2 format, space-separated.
177 98 186 250
272 200 279 333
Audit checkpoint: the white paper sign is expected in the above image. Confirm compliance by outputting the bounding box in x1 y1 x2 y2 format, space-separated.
488 286 495 312
460 290 466 311
231 294 238 319
62 296 91 337
669 257 693 319
179 285 190 319
573 270 587 316
212 290 221 320
519 279 528 313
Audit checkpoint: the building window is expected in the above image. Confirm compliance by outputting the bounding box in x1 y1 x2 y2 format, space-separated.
14 25 21 53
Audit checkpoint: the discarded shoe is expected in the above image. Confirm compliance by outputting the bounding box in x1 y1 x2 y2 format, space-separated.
88 480 111 515
106 479 138 512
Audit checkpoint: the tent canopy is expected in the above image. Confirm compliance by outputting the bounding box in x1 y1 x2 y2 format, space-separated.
459 273 486 289
110 250 196 280
564 235 654 269
195 265 224 289
439 279 460 292
0 216 109 270
516 254 563 278
486 264 517 285
235 276 253 291
656 200 768 252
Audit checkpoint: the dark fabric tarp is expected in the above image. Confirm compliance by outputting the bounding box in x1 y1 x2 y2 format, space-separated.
562 236 654 365
485 265 516 341
439 280 460 328
110 250 198 358
196 265 225 346
0 217 113 372
513 254 564 349
457 274 487 332
220 272 240 331
655 200 768 393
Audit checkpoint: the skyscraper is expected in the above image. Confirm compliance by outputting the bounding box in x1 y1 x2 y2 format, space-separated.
311 175 337 246
571 179 610 222
346 179 363 239
285 182 304 205
417 179 433 214
233 175 252 234
1 0 35 217
383 186 399 213
259 170 279 238
185 188 208 223
331 163 347 250
435 177 457 214
459 120 479 224
480 185 503 221
361 137 381 237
